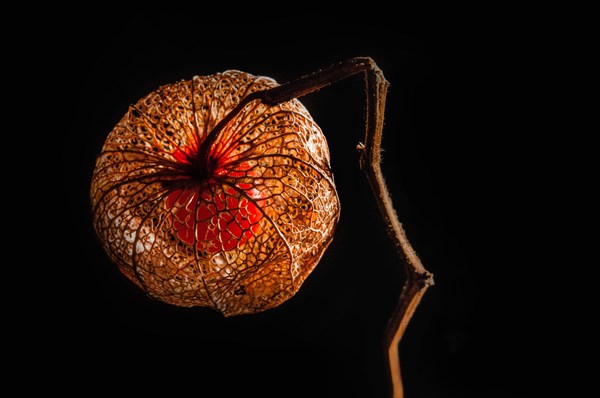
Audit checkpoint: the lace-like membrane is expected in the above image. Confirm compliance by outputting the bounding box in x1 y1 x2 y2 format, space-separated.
90 71 340 316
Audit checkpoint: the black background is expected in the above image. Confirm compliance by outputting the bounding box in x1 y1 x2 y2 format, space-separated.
49 6 555 398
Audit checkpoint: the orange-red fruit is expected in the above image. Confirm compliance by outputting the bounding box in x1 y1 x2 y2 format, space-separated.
90 70 340 316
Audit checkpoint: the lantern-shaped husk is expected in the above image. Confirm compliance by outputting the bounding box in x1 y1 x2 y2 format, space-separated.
90 71 340 316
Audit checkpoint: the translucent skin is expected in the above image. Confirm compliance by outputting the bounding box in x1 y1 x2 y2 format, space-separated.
90 70 340 316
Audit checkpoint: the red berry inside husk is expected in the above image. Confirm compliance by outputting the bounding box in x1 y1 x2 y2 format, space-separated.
90 70 340 316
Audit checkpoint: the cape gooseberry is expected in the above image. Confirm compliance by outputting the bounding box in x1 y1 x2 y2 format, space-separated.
90 70 340 317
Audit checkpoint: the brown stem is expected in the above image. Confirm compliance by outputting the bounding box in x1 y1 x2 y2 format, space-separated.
362 62 434 398
195 92 262 175
245 57 434 398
